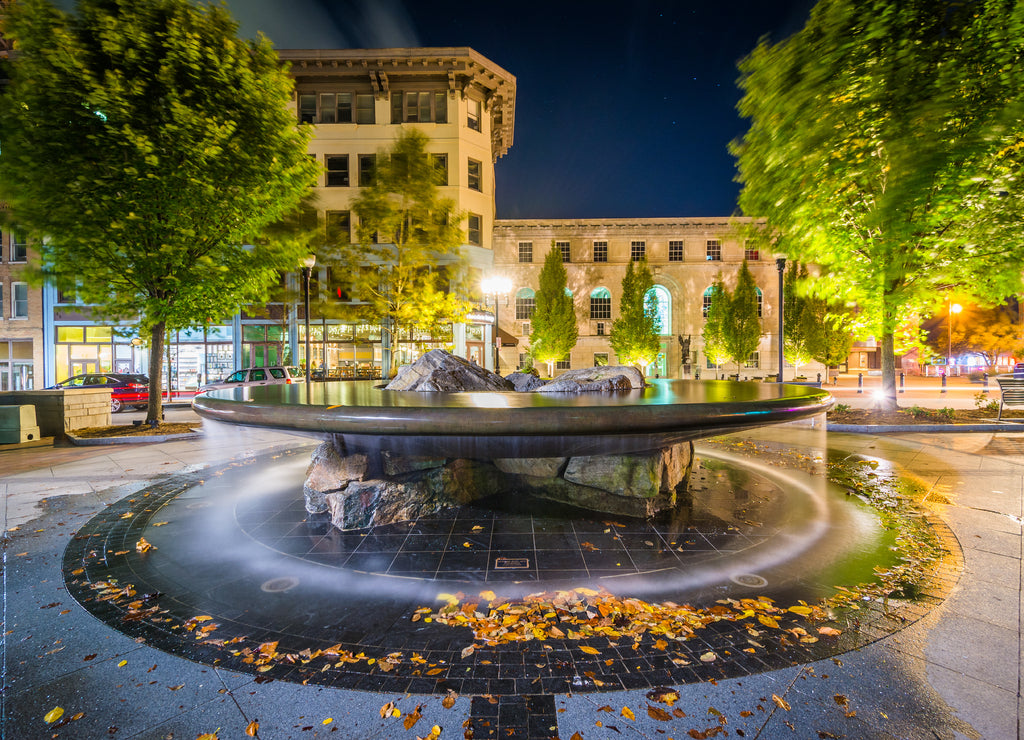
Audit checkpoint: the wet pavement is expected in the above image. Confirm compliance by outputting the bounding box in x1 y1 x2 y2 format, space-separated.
2 416 1022 739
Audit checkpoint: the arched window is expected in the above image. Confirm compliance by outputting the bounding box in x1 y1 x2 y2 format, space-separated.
644 285 671 334
702 286 718 318
755 287 763 318
590 287 611 320
515 288 535 320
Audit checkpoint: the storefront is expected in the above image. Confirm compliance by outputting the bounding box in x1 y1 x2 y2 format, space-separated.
53 325 146 382
0 339 34 390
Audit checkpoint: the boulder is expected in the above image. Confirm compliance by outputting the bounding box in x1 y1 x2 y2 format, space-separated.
536 365 645 392
385 349 513 392
505 371 546 392
303 439 369 514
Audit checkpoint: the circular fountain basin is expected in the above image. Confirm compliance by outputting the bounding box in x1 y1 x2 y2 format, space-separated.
192 379 833 458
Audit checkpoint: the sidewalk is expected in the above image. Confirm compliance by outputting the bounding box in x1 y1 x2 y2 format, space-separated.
2 420 1022 738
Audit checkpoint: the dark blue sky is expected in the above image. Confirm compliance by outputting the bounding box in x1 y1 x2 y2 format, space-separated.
227 0 816 219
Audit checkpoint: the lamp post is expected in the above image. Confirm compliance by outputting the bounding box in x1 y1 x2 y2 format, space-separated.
301 254 316 383
948 301 962 370
775 255 787 383
480 276 512 373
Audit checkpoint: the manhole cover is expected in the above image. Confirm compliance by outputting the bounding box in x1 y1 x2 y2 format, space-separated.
260 577 300 593
730 573 768 588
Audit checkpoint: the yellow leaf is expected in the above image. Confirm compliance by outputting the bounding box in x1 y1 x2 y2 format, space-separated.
117 660 127 667
818 626 842 636
479 590 496 602
579 646 601 655
700 651 717 662
757 614 779 628
392 707 402 718
787 605 812 616
323 717 333 725
621 706 635 721
44 707 64 724
245 720 259 736
196 734 220 740
772 694 791 711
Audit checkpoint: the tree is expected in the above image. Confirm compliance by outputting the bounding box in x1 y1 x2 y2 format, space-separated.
701 279 729 377
782 261 814 374
609 258 661 374
733 0 1024 409
924 303 1024 369
801 299 857 369
723 260 762 374
0 0 319 423
347 129 470 375
530 245 578 375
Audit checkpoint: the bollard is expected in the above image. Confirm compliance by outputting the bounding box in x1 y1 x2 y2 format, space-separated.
857 372 863 393
983 372 989 393
899 372 905 393
817 372 822 384
941 372 947 393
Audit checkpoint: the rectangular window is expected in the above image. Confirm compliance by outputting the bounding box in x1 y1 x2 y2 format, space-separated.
467 98 482 131
431 153 448 186
515 296 535 320
318 92 351 123
706 239 722 261
668 240 684 262
11 233 27 262
518 241 533 263
391 91 447 123
12 282 28 319
358 155 375 187
744 242 760 261
555 240 570 263
556 356 571 370
596 321 605 336
325 211 351 244
299 93 317 124
521 321 530 336
594 353 609 367
593 241 608 263
325 155 349 187
467 213 482 246
355 94 374 124
745 351 760 369
591 297 611 320
631 240 645 262
467 158 482 191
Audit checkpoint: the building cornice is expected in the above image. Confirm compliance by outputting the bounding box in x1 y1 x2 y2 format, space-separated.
493 217 766 232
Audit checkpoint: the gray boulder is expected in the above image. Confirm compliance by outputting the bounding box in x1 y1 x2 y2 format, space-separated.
505 371 546 392
536 365 644 393
385 349 514 391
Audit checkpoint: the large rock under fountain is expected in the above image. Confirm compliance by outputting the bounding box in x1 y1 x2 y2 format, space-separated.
304 350 691 529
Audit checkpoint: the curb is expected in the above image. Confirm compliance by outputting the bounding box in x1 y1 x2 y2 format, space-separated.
66 431 202 446
828 422 1024 434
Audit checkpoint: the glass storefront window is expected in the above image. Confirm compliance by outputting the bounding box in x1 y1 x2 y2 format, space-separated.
179 327 205 342
57 327 85 343
85 326 113 342
243 325 266 342
266 325 286 342
207 325 233 341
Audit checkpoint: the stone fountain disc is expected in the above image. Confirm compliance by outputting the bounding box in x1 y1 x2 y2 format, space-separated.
192 379 833 458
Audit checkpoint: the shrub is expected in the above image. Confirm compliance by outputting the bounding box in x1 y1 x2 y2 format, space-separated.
974 392 999 412
937 407 955 420
833 403 851 413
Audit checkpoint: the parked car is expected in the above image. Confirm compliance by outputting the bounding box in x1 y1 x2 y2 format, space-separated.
51 373 149 413
1013 362 1024 378
198 366 304 393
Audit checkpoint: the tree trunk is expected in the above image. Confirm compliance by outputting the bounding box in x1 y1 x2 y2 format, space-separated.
146 320 166 425
879 331 898 410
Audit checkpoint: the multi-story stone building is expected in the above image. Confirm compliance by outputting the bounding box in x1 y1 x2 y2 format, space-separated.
0 228 42 389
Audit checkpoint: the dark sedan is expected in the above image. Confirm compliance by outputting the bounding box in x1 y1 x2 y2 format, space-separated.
52 373 149 413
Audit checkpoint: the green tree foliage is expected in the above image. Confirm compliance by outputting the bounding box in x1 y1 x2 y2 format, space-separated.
733 0 1024 408
0 0 319 422
724 261 762 373
783 261 857 372
530 245 578 375
701 279 730 375
347 129 470 373
925 303 1024 368
609 258 661 373
783 261 813 370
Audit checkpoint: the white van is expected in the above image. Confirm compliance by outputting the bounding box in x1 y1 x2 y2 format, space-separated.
198 366 304 393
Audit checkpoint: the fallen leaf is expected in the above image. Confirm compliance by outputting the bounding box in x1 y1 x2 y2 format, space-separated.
403 705 423 730
579 645 601 655
646 687 680 706
245 719 259 736
771 694 791 711
442 690 458 709
135 537 156 553
647 705 672 721
70 712 84 721
571 733 584 740
323 717 333 725
479 590 496 602
620 706 635 721
700 651 717 662
44 707 64 724
833 694 848 707
818 626 842 637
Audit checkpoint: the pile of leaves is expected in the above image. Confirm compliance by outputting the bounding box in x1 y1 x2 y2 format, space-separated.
827 406 1023 425
71 422 201 438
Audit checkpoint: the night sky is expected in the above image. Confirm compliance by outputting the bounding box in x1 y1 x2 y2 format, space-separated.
225 0 817 219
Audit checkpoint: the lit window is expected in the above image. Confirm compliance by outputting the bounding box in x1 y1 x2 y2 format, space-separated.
467 98 482 131
593 241 608 263
467 213 482 246
745 351 760 369
706 240 722 261
645 285 670 334
590 288 611 320
702 286 718 318
668 240 684 262
755 287 763 318
325 155 349 187
12 282 28 319
518 242 533 263
631 241 645 262
555 241 570 262
468 158 482 191
515 288 536 320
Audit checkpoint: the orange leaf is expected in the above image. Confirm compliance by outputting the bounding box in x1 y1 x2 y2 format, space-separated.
44 707 64 724
818 626 842 636
621 706 635 721
403 706 423 730
245 720 259 736
771 694 791 711
647 705 672 721
579 646 600 655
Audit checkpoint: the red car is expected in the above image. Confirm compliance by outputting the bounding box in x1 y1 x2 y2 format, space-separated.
52 373 149 413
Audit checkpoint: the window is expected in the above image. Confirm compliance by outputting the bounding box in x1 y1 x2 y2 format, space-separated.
298 94 316 123
325 155 349 187
467 158 482 191
250 368 267 382
298 92 373 124
646 285 670 334
325 211 351 244
593 241 608 263
467 213 482 246
556 356 571 371
515 288 536 320
596 322 605 336
755 287 763 318
555 241 570 263
11 233 27 263
391 91 447 123
12 282 28 319
669 240 684 262
631 240 646 262
431 153 448 186
594 353 609 367
319 92 350 123
702 286 718 318
355 94 374 124
590 288 611 320
744 242 760 261
467 98 482 131
358 155 375 187
706 239 722 261
745 351 760 369
518 242 533 263
520 321 530 336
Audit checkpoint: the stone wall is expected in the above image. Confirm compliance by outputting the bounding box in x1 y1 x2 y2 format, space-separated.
0 389 111 437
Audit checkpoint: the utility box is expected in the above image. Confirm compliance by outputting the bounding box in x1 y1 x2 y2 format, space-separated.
0 404 41 444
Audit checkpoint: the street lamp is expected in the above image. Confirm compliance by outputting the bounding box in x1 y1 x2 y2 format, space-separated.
480 275 512 373
948 301 962 369
775 255 787 383
301 254 316 383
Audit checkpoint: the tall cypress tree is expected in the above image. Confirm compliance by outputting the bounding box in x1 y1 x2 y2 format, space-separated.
609 258 661 372
530 245 578 375
724 261 763 374
701 279 729 377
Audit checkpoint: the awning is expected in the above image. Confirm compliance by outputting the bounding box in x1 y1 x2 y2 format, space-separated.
498 328 519 347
